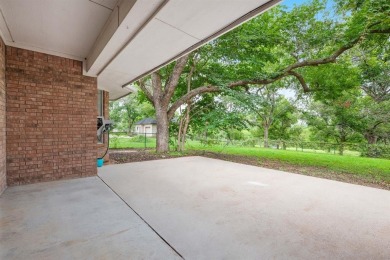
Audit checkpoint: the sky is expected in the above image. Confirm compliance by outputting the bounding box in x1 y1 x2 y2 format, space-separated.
282 0 335 10
282 0 308 8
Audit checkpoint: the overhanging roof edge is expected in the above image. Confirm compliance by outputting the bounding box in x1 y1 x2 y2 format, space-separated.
119 0 282 88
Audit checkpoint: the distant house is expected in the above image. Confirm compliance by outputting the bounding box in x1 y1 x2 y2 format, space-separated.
134 118 157 136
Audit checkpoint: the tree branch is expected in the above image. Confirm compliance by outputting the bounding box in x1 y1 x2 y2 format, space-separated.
284 37 362 72
163 54 190 103
367 21 390 34
166 26 390 120
371 121 384 130
167 38 362 118
288 70 311 92
232 36 364 88
138 79 153 104
151 72 163 102
369 28 390 34
167 85 220 120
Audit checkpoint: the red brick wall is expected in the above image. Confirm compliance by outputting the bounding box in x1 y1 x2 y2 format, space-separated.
0 38 6 194
6 47 97 185
97 91 110 161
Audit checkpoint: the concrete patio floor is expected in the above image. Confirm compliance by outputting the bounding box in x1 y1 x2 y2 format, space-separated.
99 156 390 259
1 156 389 259
0 177 180 259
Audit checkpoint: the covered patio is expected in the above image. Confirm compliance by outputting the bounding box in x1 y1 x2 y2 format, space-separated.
1 1 389 259
0 0 280 189
2 157 389 259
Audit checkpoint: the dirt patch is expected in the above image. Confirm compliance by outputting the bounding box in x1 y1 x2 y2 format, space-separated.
109 149 186 164
108 149 389 190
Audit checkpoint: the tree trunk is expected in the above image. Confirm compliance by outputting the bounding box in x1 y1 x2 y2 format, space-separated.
128 120 133 135
365 132 378 145
156 108 169 153
180 106 190 151
339 136 346 155
264 126 269 148
177 105 191 152
339 142 344 155
204 125 208 144
177 114 184 151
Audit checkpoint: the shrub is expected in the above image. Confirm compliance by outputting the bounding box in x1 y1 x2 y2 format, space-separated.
240 139 257 147
361 144 390 159
110 137 119 149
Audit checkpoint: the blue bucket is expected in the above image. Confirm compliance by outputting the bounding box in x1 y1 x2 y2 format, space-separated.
97 158 104 167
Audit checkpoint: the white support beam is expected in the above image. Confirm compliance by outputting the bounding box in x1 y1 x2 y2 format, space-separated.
85 0 137 74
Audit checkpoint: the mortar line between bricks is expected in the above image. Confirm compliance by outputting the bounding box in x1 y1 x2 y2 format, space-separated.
97 175 185 260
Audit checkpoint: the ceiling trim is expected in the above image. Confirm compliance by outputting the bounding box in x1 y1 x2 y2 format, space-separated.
110 90 134 101
96 0 170 76
0 6 13 42
85 0 138 74
88 0 114 11
4 40 85 61
120 0 281 88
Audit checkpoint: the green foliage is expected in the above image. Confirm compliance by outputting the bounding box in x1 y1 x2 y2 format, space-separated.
358 47 390 102
226 84 300 146
109 93 155 132
228 129 245 141
335 0 390 37
110 136 120 149
268 99 300 142
361 144 390 159
187 94 249 140
109 135 157 149
305 90 365 146
134 0 390 153
304 62 360 101
169 121 179 147
185 0 388 148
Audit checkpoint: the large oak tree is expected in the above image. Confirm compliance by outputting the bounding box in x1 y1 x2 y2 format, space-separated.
137 0 390 152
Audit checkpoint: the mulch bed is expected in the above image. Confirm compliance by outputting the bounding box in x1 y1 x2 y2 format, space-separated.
108 149 389 190
109 149 186 163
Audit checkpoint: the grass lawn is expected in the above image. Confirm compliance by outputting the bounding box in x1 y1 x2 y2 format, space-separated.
109 136 390 184
188 144 390 182
110 135 156 149
284 147 361 156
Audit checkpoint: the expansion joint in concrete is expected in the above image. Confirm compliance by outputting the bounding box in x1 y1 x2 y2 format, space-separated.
97 176 185 259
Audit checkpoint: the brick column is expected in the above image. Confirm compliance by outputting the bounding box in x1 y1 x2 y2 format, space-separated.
0 37 6 194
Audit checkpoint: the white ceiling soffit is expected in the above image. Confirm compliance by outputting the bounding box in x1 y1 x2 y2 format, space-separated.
0 0 118 61
91 0 280 100
0 0 280 100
